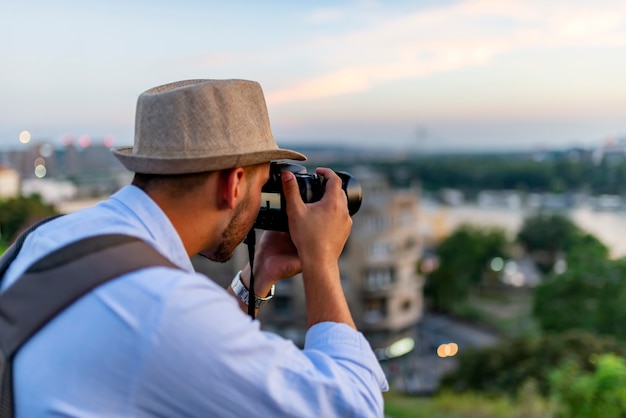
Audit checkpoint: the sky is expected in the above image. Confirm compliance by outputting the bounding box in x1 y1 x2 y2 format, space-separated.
2 0 626 152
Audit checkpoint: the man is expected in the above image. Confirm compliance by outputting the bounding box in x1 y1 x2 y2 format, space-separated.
1 79 388 416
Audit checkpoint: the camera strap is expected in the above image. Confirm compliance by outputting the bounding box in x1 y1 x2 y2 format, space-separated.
245 229 256 319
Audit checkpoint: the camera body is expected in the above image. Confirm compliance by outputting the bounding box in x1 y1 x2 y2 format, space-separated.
254 161 362 231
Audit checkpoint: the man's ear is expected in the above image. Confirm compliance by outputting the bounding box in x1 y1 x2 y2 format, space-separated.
218 167 245 210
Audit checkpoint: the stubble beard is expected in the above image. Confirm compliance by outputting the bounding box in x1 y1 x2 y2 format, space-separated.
208 197 254 263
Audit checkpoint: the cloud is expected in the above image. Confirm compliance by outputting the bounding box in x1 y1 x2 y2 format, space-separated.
265 0 626 104
306 7 345 24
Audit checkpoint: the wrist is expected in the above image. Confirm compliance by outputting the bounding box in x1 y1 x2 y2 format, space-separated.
240 265 275 298
231 270 275 308
301 258 338 275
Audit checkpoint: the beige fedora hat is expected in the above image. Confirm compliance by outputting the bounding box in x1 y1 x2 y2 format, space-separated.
113 79 305 174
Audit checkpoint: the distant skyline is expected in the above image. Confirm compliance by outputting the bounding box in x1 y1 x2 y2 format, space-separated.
2 0 626 152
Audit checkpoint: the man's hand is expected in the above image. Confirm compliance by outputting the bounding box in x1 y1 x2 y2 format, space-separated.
254 231 302 284
281 167 355 329
282 168 352 268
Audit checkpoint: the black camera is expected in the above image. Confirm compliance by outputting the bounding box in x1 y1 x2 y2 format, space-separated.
254 161 362 231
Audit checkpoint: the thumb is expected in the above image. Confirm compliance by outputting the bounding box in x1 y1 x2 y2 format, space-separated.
281 171 304 212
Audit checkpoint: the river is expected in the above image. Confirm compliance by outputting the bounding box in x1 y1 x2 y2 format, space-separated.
422 202 626 259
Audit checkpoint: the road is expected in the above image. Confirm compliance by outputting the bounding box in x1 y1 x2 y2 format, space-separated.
383 313 500 394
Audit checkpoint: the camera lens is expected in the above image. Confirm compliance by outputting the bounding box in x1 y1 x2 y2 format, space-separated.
337 172 362 216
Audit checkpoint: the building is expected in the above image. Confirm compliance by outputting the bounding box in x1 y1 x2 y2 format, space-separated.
0 166 20 199
341 169 424 351
21 178 78 204
592 137 626 166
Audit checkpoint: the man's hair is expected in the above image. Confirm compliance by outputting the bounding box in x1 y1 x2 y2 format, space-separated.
131 164 264 199
132 171 213 200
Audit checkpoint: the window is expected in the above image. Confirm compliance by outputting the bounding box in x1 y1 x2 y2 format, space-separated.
368 215 390 232
399 211 415 226
401 298 412 312
369 241 392 257
364 298 386 323
365 267 395 290
404 237 417 251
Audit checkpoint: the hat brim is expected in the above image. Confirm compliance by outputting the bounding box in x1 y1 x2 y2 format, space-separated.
112 147 306 175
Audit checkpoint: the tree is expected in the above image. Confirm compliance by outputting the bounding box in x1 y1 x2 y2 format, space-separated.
425 224 509 311
0 194 58 244
533 253 626 341
517 213 606 273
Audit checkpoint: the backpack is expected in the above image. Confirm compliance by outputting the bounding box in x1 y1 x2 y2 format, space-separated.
0 219 178 417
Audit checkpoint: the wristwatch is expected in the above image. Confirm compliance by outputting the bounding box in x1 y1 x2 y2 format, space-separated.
230 270 275 308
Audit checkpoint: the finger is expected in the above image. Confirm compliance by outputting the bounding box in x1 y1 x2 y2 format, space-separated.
315 167 336 181
315 168 343 193
315 168 347 206
281 171 305 214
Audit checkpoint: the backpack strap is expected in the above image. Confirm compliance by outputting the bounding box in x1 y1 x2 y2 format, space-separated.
0 215 63 283
0 234 179 417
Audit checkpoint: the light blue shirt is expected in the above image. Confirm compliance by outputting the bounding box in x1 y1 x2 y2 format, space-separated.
2 185 388 417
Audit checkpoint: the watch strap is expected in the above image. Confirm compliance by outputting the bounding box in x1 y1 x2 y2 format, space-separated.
230 270 275 308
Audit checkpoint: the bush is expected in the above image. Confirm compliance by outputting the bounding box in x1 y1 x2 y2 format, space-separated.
550 353 626 418
383 388 554 418
426 224 509 311
0 194 58 244
533 257 626 340
441 331 626 397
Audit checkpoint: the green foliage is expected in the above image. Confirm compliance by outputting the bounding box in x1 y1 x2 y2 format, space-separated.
550 354 626 418
565 232 610 266
533 255 626 340
458 290 539 339
383 388 554 418
0 195 58 243
425 224 508 311
516 213 609 273
441 331 626 397
370 152 626 196
515 379 557 418
517 213 580 254
525 209 626 341
430 391 516 418
379 155 557 195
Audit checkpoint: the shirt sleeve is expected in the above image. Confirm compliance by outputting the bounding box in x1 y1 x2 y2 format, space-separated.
132 271 389 418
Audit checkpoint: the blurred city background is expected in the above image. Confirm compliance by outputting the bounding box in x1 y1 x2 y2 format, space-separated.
2 1 626 417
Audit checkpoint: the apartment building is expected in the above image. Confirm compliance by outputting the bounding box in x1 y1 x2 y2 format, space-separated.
342 170 424 350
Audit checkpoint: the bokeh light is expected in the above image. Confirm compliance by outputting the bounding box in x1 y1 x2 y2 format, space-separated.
39 143 53 157
386 337 415 359
19 130 31 144
103 134 115 147
437 342 459 358
554 259 568 274
61 135 74 146
490 257 504 272
78 134 91 148
34 164 47 178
